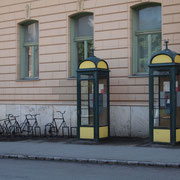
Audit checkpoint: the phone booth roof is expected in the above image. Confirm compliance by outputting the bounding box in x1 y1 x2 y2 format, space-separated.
149 48 180 67
77 55 109 71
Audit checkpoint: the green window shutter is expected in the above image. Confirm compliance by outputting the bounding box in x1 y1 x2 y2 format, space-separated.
70 18 78 78
132 9 138 75
20 25 26 79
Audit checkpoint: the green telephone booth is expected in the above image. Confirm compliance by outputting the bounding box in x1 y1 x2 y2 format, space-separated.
149 44 180 145
77 54 110 141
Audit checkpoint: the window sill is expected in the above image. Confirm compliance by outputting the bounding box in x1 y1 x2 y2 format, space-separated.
16 78 40 82
67 77 77 80
128 74 149 78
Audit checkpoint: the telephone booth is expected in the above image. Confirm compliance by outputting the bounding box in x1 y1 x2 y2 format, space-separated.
77 54 110 141
149 45 180 145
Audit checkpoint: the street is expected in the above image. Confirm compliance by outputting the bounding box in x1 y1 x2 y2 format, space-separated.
0 159 180 180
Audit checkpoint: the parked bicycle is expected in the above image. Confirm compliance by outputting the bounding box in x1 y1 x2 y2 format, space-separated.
0 114 21 136
8 114 21 136
44 111 69 137
0 119 7 136
20 114 41 136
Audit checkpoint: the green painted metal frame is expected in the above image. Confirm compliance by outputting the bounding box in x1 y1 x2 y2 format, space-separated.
149 68 153 143
77 68 110 141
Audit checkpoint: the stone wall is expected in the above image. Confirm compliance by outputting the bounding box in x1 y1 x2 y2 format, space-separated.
0 104 148 137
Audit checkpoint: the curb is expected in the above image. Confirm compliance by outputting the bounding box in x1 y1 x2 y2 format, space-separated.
0 154 179 168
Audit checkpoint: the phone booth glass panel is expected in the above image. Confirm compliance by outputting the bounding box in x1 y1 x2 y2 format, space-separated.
80 80 94 126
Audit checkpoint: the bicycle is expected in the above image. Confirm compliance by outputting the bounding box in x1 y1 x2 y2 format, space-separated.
44 111 69 137
20 114 41 136
0 119 7 136
0 114 21 136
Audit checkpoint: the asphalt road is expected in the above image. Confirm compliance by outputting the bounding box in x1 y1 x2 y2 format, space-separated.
0 159 180 180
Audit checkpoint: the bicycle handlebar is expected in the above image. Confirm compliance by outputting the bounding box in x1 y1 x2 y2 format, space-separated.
25 114 40 118
6 114 14 118
34 114 40 117
6 114 19 119
56 111 66 115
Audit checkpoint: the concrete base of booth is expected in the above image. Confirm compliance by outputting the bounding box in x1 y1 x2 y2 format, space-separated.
153 129 180 143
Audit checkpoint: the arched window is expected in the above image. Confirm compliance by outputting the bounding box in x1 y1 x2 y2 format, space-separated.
19 20 39 79
70 13 94 77
132 4 161 74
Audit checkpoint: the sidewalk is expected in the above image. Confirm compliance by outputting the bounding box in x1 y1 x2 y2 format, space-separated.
0 137 180 168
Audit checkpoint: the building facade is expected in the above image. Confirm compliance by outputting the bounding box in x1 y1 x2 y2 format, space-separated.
0 0 179 137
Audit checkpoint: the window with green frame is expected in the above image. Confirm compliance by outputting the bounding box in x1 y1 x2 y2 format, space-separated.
132 4 161 75
70 13 94 77
19 20 39 80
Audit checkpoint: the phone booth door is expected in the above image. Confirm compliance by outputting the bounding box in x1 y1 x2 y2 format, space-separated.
80 79 95 139
98 75 109 139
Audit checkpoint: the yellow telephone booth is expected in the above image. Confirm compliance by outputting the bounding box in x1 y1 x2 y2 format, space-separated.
77 54 110 141
149 43 180 145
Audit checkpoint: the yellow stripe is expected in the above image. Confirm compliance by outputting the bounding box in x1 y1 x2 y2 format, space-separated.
175 55 180 63
176 129 180 142
80 127 94 139
79 61 96 69
97 61 108 69
153 129 170 143
99 126 108 138
152 55 172 64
